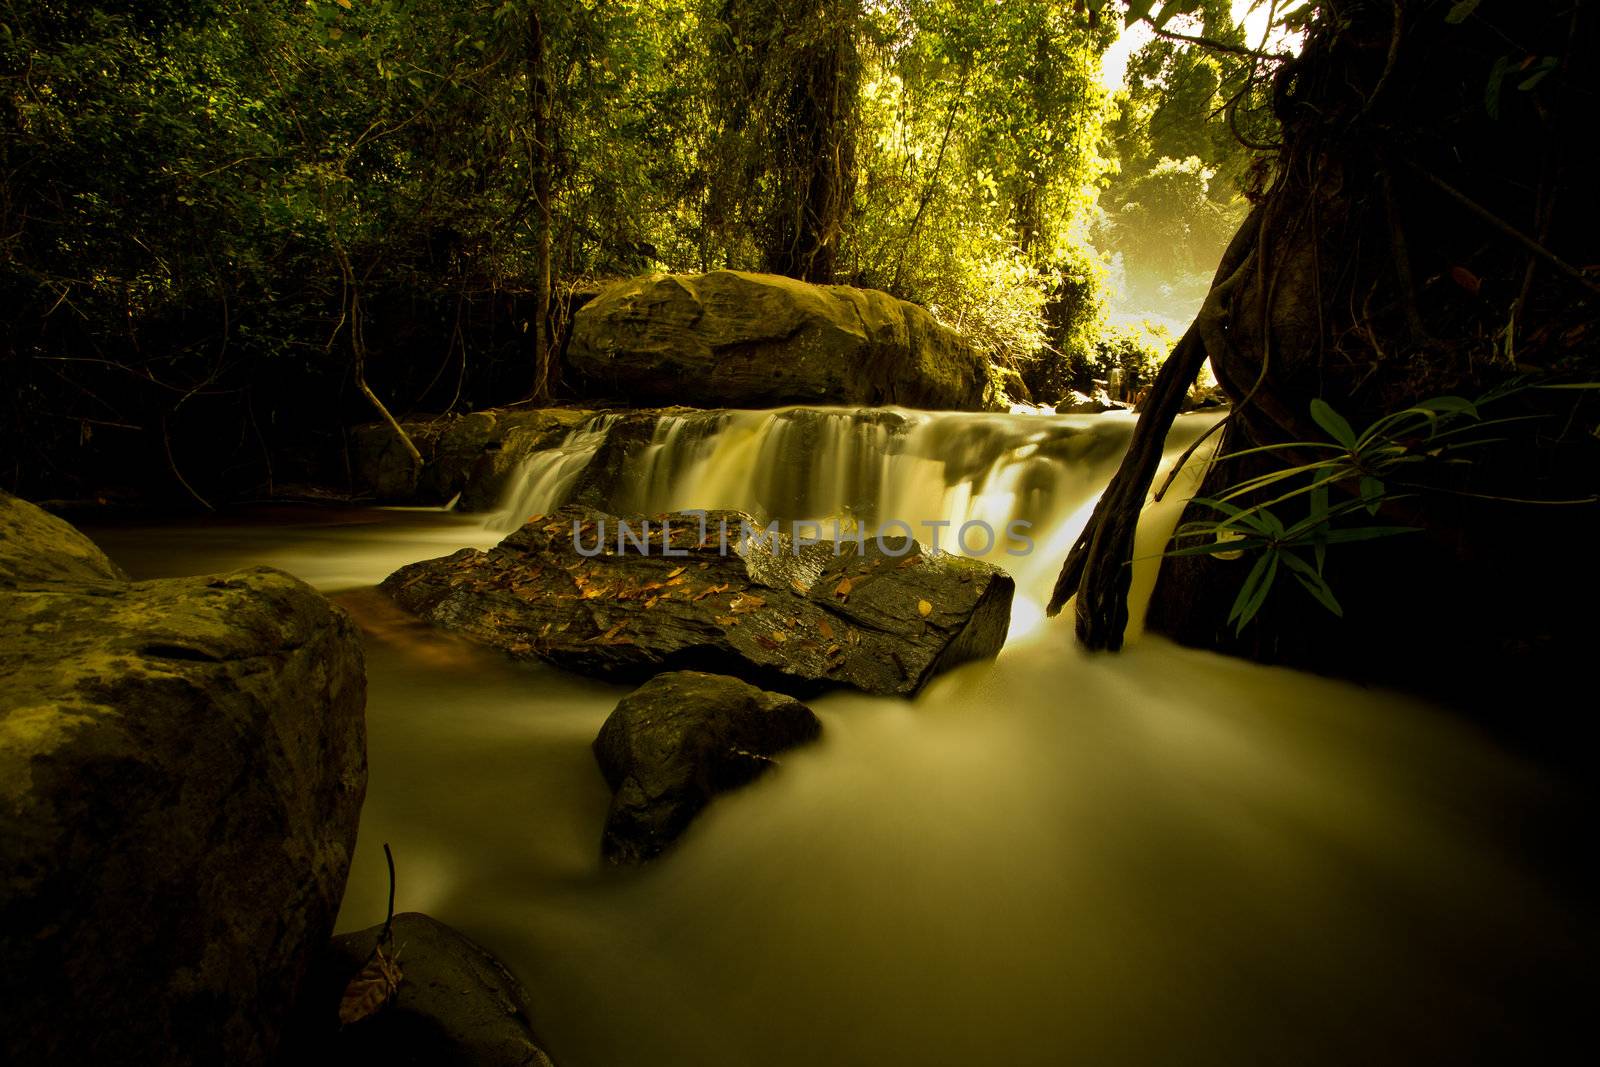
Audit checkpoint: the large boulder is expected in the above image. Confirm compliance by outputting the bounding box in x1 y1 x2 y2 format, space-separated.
281 913 555 1066
0 491 367 1067
567 270 998 411
0 487 129 583
593 672 821 865
380 505 1014 696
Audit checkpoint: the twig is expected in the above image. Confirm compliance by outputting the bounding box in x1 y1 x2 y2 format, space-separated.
1149 25 1290 63
1407 163 1600 295
379 843 396 948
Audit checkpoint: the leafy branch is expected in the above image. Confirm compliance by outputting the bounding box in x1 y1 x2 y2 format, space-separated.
1167 380 1596 632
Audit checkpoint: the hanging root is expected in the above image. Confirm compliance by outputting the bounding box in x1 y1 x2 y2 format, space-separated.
1046 207 1264 650
1045 325 1209 648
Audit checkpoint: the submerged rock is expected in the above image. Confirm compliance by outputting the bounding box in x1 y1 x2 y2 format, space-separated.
281 912 555 1067
380 505 1014 696
567 270 999 411
593 671 821 865
0 491 367 1067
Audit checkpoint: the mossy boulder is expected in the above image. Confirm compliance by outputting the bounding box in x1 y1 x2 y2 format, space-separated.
567 270 998 410
0 491 367 1066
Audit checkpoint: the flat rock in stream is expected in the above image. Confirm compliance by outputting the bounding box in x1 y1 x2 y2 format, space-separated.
379 505 1014 696
594 671 821 865
280 912 554 1067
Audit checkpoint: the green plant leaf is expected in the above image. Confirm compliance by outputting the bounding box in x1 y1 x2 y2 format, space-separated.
1359 476 1385 515
1316 525 1419 545
1445 0 1481 24
1414 395 1478 417
1164 537 1269 558
1310 398 1357 449
1229 550 1279 633
1284 556 1345 617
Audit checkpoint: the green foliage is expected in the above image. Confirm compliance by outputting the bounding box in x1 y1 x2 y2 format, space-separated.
843 0 1116 368
1097 0 1275 316
1166 381 1594 632
1 0 1280 494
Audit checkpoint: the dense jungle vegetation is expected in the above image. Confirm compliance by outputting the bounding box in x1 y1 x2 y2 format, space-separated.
0 0 1266 500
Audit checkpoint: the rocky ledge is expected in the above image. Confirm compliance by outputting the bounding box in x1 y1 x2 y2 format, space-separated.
380 505 1014 696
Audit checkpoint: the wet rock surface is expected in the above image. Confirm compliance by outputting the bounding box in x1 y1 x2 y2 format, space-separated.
380 505 1014 696
593 671 821 865
281 912 555 1067
0 491 367 1067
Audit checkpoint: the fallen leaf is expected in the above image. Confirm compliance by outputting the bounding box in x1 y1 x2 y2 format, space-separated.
729 593 766 614
1450 266 1482 295
917 599 933 617
834 577 852 598
339 944 402 1026
769 630 788 643
817 619 834 639
667 566 686 578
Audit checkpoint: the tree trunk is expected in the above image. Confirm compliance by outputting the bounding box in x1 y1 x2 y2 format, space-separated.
1053 0 1598 700
527 6 555 402
759 0 858 283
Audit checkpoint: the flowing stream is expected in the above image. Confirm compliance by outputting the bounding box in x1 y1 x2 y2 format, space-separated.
84 408 1590 1066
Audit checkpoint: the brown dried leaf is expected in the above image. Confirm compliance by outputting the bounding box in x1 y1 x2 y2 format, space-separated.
817 618 834 639
834 577 852 598
729 593 766 614
1450 266 1482 295
338 945 402 1026
667 566 686 579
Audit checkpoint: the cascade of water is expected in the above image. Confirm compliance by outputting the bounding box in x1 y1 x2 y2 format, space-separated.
489 406 1221 597
491 413 620 530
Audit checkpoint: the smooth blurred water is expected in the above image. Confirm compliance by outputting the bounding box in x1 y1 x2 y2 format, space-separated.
84 409 1591 1066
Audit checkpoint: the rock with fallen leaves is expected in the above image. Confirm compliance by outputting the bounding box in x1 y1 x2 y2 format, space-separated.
593 671 821 865
380 505 1015 696
280 913 554 1067
0 490 367 1067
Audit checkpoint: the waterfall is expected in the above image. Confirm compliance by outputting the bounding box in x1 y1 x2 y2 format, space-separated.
491 413 620 531
489 406 1216 601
